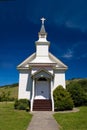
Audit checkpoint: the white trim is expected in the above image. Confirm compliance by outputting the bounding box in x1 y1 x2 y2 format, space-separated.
17 53 36 68
31 68 53 78
35 41 50 45
49 53 68 68
51 78 54 111
30 79 35 111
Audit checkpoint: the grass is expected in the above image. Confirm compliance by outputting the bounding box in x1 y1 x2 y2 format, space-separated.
0 102 32 130
53 106 87 130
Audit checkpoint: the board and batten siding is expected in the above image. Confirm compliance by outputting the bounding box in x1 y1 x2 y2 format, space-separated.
53 70 66 89
18 70 32 99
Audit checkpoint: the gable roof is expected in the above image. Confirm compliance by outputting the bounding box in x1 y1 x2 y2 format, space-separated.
17 52 68 70
17 53 36 68
49 53 67 68
31 68 53 78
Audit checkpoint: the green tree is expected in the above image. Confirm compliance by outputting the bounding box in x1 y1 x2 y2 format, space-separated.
78 79 87 92
67 82 87 106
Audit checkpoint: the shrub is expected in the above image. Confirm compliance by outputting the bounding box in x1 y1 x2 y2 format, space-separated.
67 82 87 107
0 91 11 102
53 85 74 111
9 97 15 101
14 99 30 110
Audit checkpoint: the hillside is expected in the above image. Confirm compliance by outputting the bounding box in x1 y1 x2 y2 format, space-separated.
0 83 18 99
0 78 87 100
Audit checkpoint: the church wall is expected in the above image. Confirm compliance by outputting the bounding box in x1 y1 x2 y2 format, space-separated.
53 70 66 89
18 70 32 100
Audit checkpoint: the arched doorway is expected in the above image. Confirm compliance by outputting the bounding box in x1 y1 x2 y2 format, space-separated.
34 77 50 99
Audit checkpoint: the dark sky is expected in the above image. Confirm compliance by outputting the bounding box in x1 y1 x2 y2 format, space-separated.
0 0 87 86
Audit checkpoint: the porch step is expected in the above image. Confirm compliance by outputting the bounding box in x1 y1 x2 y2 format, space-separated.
33 99 52 111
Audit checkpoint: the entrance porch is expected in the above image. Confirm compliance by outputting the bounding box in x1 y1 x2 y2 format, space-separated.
30 69 54 111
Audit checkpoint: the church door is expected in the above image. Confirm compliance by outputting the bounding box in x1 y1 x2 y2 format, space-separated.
35 78 50 99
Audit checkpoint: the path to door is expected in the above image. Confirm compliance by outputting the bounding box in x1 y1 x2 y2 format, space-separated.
27 111 59 130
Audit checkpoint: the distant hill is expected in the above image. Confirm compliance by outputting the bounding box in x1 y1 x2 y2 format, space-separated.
0 83 18 99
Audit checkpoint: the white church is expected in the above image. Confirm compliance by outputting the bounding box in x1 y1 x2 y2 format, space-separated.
17 18 68 111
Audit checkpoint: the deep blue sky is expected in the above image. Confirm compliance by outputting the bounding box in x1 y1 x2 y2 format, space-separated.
0 0 87 86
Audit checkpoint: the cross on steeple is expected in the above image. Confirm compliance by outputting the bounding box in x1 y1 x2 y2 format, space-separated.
38 17 47 40
41 17 46 25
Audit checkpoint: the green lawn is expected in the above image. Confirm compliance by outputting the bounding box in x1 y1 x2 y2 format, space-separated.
53 106 87 130
0 102 32 130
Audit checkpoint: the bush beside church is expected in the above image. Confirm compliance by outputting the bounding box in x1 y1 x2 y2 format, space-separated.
53 85 74 111
14 99 30 111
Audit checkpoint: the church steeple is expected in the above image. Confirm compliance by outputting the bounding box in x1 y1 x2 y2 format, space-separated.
38 17 47 41
35 18 50 57
39 18 46 33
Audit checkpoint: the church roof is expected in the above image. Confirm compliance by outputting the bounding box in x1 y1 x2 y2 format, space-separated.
17 52 68 70
40 24 46 33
